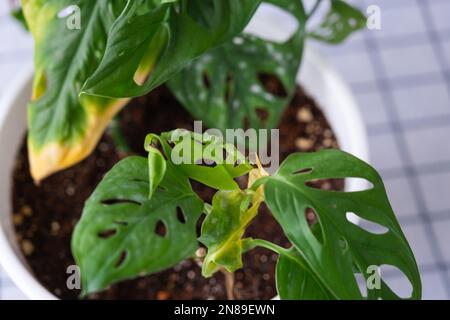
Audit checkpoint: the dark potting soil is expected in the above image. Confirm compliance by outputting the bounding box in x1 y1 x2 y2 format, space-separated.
12 85 343 300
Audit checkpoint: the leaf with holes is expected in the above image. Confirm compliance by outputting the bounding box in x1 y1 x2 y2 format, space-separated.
309 0 366 44
199 190 261 277
263 150 421 299
159 130 253 190
82 0 261 98
276 247 334 300
22 0 132 182
168 0 306 132
72 156 203 295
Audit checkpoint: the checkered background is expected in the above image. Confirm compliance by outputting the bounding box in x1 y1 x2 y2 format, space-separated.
0 0 449 300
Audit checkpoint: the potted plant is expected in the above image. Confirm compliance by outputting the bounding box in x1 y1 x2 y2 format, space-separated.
0 0 421 300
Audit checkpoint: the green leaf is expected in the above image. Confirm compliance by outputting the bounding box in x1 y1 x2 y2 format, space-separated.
199 190 260 277
82 0 262 98
144 134 167 199
309 0 366 44
263 150 421 299
22 0 129 182
168 0 306 132
159 130 253 190
276 248 334 300
72 156 203 295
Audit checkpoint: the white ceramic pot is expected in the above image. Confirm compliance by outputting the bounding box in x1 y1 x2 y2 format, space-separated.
0 46 369 299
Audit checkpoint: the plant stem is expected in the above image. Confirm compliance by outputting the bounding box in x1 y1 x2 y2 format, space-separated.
221 269 235 300
244 238 308 270
245 238 287 255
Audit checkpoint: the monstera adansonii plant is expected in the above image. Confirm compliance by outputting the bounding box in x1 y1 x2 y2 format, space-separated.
19 0 421 300
72 130 421 299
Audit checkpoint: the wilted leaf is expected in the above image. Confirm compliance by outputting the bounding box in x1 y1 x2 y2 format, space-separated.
199 190 261 277
22 0 129 182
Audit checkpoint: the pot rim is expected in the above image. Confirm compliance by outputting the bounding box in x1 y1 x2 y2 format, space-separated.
0 62 57 300
0 47 369 300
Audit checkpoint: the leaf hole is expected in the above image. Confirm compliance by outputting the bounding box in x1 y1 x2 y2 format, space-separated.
203 72 211 89
346 212 389 235
305 177 373 192
130 178 149 184
113 220 129 226
101 199 141 206
176 207 186 224
379 265 413 299
115 250 128 269
354 273 368 298
305 178 344 191
245 3 299 43
255 108 270 125
155 220 167 237
243 117 250 131
157 186 168 192
346 177 375 192
292 168 313 176
98 229 117 239
258 73 287 98
305 207 317 224
225 72 234 103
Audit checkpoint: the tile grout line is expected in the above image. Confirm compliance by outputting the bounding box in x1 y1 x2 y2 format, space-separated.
367 114 450 137
382 261 450 281
415 0 450 295
363 27 450 298
400 209 450 228
320 28 450 59
376 160 450 182
416 1 450 99
350 72 445 94
417 1 450 146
